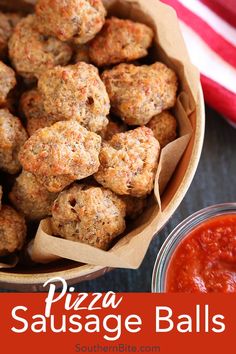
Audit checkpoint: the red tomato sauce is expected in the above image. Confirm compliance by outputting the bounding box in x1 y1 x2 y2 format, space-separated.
166 214 236 293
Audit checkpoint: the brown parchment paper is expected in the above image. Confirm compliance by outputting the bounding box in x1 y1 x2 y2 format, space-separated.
26 0 200 268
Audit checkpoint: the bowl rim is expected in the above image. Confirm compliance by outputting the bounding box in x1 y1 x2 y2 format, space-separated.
0 86 205 288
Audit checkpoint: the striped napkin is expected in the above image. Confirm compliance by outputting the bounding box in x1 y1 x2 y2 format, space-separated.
162 0 236 126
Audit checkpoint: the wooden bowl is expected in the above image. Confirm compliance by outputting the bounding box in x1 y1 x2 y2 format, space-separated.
0 86 205 291
0 0 205 291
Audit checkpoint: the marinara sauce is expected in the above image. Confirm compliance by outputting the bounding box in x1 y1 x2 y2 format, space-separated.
166 214 236 293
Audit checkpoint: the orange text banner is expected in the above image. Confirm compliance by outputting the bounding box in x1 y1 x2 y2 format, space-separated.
0 292 235 354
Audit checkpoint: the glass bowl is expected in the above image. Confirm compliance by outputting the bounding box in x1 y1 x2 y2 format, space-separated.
152 203 236 293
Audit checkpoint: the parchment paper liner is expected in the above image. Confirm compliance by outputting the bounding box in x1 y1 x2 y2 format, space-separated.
1 0 200 269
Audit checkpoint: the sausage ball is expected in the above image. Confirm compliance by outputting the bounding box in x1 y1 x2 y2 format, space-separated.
121 195 147 219
73 44 91 64
89 17 154 67
0 11 22 58
0 61 16 106
102 62 178 125
147 111 177 148
20 89 61 136
0 109 28 174
38 62 110 133
9 170 58 221
94 127 160 197
51 184 126 250
18 120 102 193
5 89 19 115
8 15 72 80
100 118 127 141
35 0 106 44
0 205 26 256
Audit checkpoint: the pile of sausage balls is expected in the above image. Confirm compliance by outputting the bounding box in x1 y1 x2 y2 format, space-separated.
0 0 178 258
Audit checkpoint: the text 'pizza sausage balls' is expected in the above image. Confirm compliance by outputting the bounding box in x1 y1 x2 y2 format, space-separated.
38 62 110 133
95 127 160 197
0 11 22 58
89 17 154 67
35 0 106 44
18 120 102 193
0 109 28 174
0 205 26 256
147 110 178 148
102 62 178 125
51 184 126 250
8 15 72 81
9 171 58 221
20 89 61 136
0 61 16 105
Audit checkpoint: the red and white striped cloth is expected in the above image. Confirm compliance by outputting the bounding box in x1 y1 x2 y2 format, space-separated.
162 0 236 126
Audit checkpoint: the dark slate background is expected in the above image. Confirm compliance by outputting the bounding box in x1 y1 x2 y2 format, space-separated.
1 106 236 292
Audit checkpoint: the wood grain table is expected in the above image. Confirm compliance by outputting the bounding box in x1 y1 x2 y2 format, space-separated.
0 106 235 292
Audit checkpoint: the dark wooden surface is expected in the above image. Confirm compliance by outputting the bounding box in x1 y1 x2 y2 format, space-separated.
0 106 235 292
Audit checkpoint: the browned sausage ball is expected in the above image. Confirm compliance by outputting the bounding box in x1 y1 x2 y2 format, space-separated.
102 62 178 125
0 109 28 174
5 89 19 115
0 61 16 106
35 0 106 44
121 195 147 219
4 13 22 27
8 15 72 80
18 120 102 193
73 44 91 64
0 205 26 256
21 86 109 135
9 170 58 221
51 184 126 250
38 62 110 132
147 111 177 148
89 17 154 67
0 11 22 58
100 118 127 141
94 127 160 197
19 89 62 136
